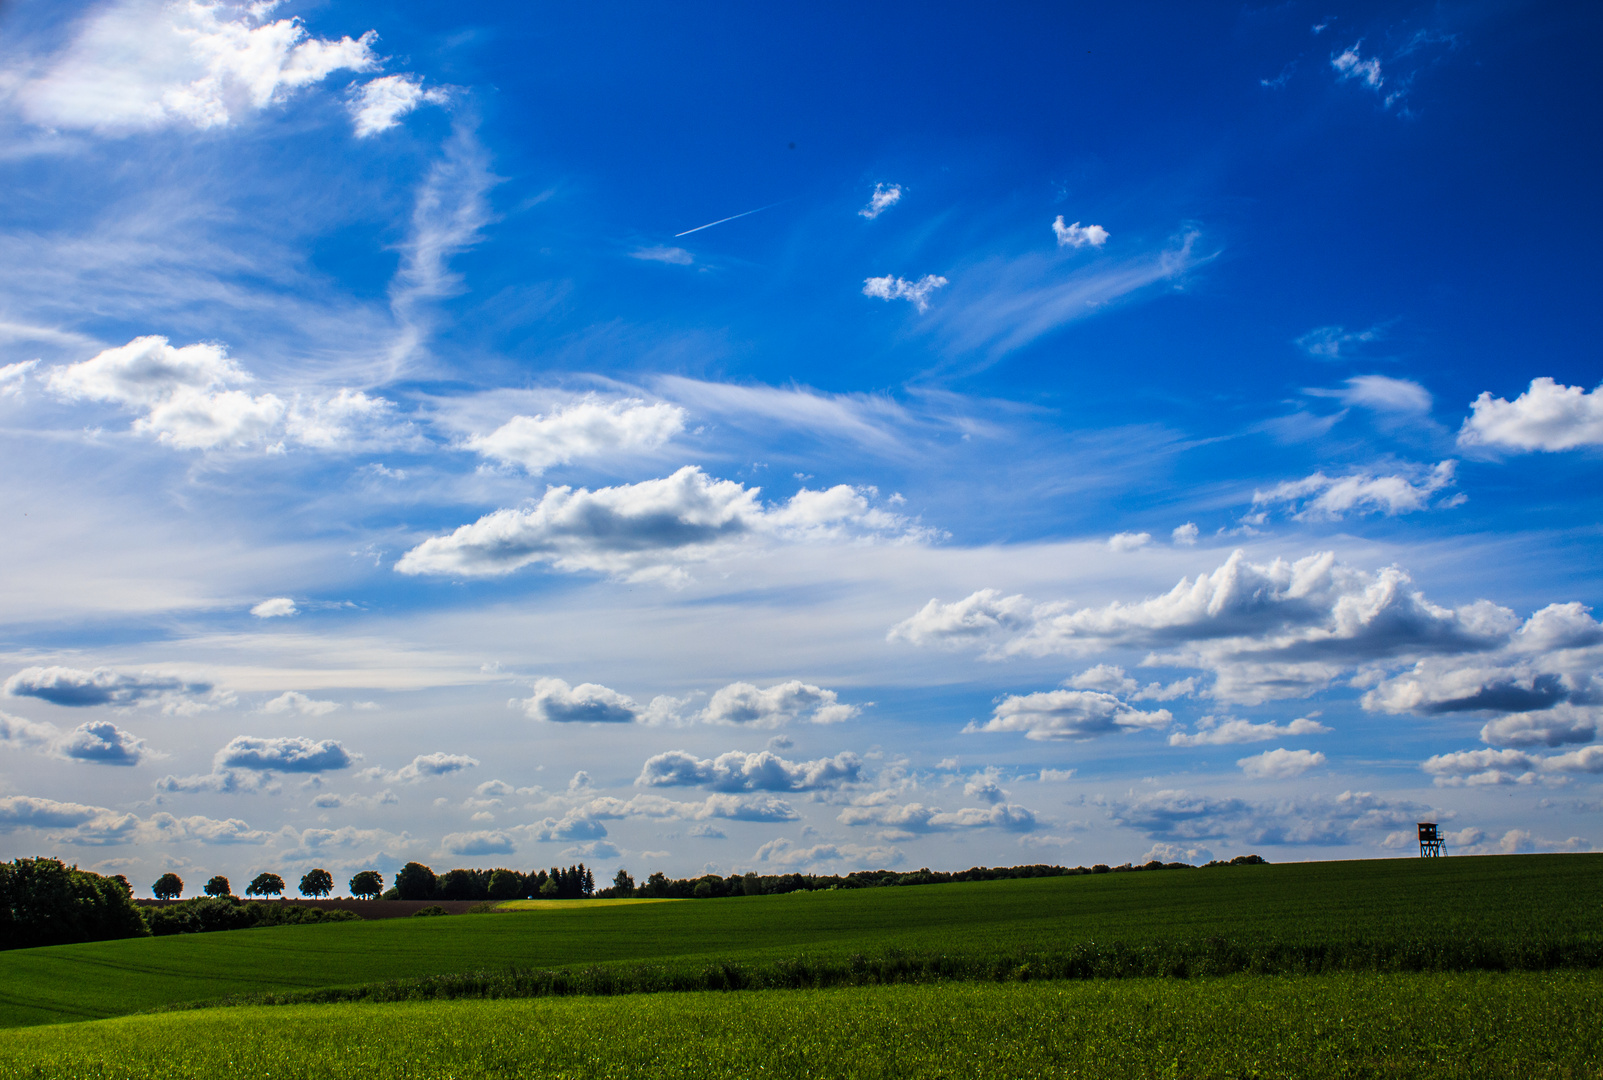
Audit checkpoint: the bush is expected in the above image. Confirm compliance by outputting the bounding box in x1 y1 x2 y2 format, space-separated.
143 898 361 936
0 857 149 950
413 906 449 917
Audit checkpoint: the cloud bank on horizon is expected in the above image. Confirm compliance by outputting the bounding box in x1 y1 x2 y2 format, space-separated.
0 0 1598 888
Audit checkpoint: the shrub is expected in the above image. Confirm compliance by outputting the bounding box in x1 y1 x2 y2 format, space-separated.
144 898 361 936
414 906 449 917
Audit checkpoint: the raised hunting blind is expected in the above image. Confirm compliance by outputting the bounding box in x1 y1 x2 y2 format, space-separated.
1418 822 1446 858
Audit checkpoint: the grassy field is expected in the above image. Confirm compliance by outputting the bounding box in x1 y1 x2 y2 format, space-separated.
1 854 1598 1029
3 972 1600 1079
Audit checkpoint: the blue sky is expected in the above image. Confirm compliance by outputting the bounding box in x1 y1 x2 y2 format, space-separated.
1 0 1600 892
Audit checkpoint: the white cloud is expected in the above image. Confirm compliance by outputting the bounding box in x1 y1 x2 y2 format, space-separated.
630 246 694 265
1107 530 1151 552
57 720 150 766
396 466 924 584
466 398 687 474
45 337 396 451
1362 602 1603 742
389 752 479 783
0 795 139 843
215 735 354 773
527 791 803 841
963 767 1007 805
1052 217 1109 249
1170 715 1330 747
15 0 379 134
5 665 212 708
702 681 860 727
262 691 340 717
837 792 1039 833
442 830 515 856
1421 745 1603 787
968 690 1172 742
1172 523 1199 546
251 597 298 618
1252 461 1457 519
1458 378 1603 452
154 769 266 794
887 588 1034 648
1332 43 1383 90
1296 325 1379 359
349 74 448 137
859 183 902 220
146 811 273 845
0 360 38 396
1332 375 1432 414
863 274 949 313
0 711 59 750
636 749 862 792
1115 788 1426 847
753 837 901 870
895 550 1522 705
1238 747 1326 779
519 677 642 724
1065 665 1194 702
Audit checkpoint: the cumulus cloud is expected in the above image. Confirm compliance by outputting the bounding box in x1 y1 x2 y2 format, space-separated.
1115 788 1427 847
349 73 449 137
859 183 902 220
4 666 212 708
1172 523 1199 546
967 689 1172 741
895 549 1523 705
887 589 1034 648
1238 747 1326 779
1362 602 1603 744
862 274 949 313
466 398 686 474
1052 217 1109 249
57 721 149 766
397 466 924 583
251 597 298 618
1 713 152 766
753 837 902 870
154 769 267 794
837 791 1039 834
388 752 479 783
636 749 862 792
442 830 516 856
0 795 140 843
146 812 273 846
964 767 1007 804
1458 378 1603 452
262 691 340 717
1252 461 1458 519
1107 531 1152 552
15 0 379 134
46 337 396 451
527 791 802 841
1421 745 1603 786
215 735 354 773
519 677 642 724
702 681 860 727
1169 715 1330 747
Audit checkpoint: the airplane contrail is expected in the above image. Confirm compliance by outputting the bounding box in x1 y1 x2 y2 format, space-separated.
674 202 783 237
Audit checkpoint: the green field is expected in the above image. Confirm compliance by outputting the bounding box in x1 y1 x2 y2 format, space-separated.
2 854 1599 1029
3 973 1600 1079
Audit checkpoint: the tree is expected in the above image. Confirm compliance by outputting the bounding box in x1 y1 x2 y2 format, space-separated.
348 871 384 899
299 868 334 898
395 861 436 901
204 875 231 898
487 869 523 900
611 869 635 896
151 873 184 900
0 858 149 950
246 872 285 898
538 877 558 897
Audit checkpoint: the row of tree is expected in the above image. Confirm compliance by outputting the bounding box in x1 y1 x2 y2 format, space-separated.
392 863 596 901
147 869 379 900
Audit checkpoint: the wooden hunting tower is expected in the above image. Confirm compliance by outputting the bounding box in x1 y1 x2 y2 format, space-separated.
1418 821 1446 857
